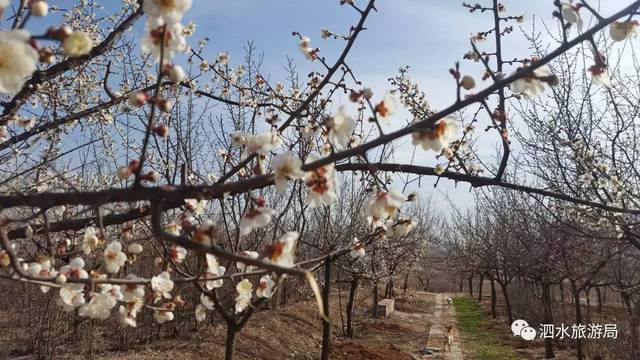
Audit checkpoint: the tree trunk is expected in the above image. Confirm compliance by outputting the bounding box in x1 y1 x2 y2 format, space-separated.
541 282 555 359
572 285 584 360
490 277 497 319
559 281 565 303
372 280 379 318
321 258 332 360
402 272 409 294
225 326 237 360
621 293 640 360
477 275 484 302
596 287 603 313
384 279 395 298
499 281 513 324
459 276 463 292
468 276 473 298
585 288 591 321
346 277 358 338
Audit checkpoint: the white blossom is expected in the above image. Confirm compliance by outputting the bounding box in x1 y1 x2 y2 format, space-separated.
63 31 93 57
561 2 583 30
350 237 365 259
82 226 100 255
264 232 298 268
374 92 397 121
327 107 356 149
235 279 253 313
366 191 405 220
509 65 555 97
411 116 458 152
143 0 192 24
151 271 174 300
610 21 638 41
239 207 275 235
104 241 127 273
304 154 338 207
272 152 305 194
0 30 38 94
236 251 259 273
256 275 275 298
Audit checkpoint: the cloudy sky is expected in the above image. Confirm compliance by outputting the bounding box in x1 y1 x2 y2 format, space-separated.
177 0 634 211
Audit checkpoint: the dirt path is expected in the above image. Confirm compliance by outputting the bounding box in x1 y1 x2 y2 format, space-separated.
424 293 463 359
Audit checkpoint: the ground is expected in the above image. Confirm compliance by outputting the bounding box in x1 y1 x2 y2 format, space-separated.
70 291 453 360
13 290 591 359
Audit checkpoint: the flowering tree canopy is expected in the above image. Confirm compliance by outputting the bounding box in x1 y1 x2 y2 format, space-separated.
1 0 640 359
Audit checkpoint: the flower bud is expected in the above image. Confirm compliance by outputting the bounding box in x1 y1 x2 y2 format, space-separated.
127 243 144 255
55 274 67 284
153 123 169 138
128 92 148 107
168 65 186 83
30 1 49 17
461 75 476 90
117 166 131 180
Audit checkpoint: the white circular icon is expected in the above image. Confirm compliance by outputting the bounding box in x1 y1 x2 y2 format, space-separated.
520 326 537 341
511 319 529 336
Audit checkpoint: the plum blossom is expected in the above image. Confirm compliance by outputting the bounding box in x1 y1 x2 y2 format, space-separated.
304 154 338 207
350 237 365 259
154 307 175 324
256 275 275 298
141 19 187 62
272 152 305 194
388 218 416 237
185 198 207 215
588 62 610 87
366 191 405 220
264 232 298 268
0 30 38 94
202 254 225 290
243 132 281 157
168 64 186 83
610 20 638 41
62 31 93 57
82 226 101 255
236 251 259 273
119 297 144 327
217 52 229 65
122 276 146 301
239 206 275 235
28 258 57 293
58 286 86 312
104 241 128 273
169 245 188 263
127 243 144 255
326 107 356 149
230 132 247 147
59 257 89 287
508 64 556 97
374 92 397 121
57 257 88 311
411 116 458 152
151 271 174 301
298 36 317 61
561 2 583 30
30 1 49 17
143 0 192 24
195 303 207 322
235 279 253 313
79 288 120 320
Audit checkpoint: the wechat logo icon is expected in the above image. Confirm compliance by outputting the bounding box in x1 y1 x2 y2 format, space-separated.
511 319 537 341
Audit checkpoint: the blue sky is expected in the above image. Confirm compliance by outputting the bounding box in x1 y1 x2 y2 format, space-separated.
180 0 633 210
